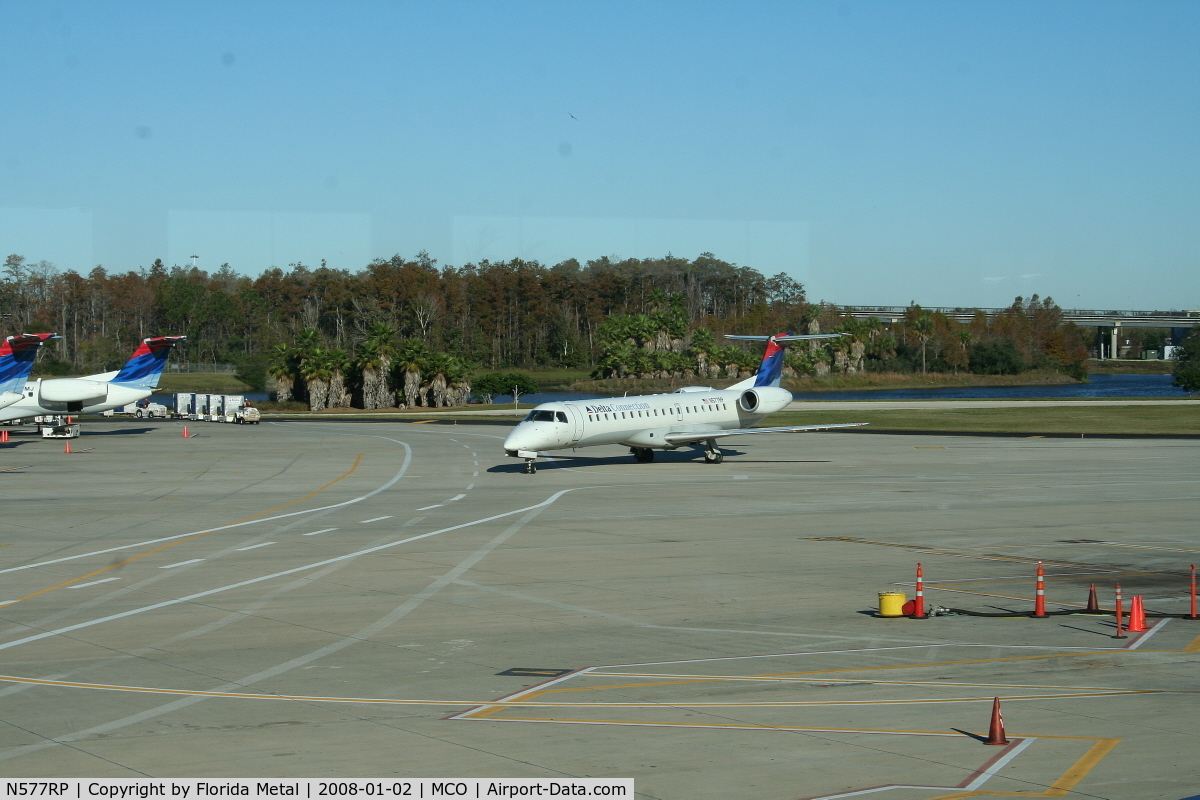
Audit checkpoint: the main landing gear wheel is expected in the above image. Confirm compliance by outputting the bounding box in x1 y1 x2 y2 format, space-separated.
523 459 537 474
631 447 655 463
702 440 724 464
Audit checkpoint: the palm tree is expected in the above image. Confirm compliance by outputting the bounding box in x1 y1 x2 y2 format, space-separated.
366 322 398 408
290 328 321 403
301 348 334 411
326 349 351 407
443 358 472 407
267 344 296 403
599 340 635 378
293 327 320 360
627 313 658 348
912 314 935 373
355 340 383 409
689 328 715 377
394 337 429 407
422 351 453 407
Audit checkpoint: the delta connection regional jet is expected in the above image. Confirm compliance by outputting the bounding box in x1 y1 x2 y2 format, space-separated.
503 333 867 473
0 335 186 424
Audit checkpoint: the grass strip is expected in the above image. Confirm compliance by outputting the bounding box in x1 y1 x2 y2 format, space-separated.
763 404 1200 436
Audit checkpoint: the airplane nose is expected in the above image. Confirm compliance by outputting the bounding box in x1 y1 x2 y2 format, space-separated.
504 426 530 452
505 424 547 453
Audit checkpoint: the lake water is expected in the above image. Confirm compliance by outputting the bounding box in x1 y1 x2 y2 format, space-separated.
151 373 1189 408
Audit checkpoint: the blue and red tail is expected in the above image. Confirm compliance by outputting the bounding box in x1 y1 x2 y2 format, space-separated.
753 332 792 387
723 331 849 390
110 336 186 387
0 333 58 393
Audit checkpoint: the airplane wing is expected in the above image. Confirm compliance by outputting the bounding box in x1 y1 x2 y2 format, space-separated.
663 422 867 445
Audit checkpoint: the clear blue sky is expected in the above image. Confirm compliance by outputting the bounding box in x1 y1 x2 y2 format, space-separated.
1 0 1197 310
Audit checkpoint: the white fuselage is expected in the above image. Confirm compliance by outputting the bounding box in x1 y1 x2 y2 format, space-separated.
503 385 792 455
0 378 152 423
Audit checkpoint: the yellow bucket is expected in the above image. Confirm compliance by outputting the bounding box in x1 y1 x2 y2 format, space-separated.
878 591 908 618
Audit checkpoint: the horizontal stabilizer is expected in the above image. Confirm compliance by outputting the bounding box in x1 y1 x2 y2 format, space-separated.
664 422 867 445
724 333 849 342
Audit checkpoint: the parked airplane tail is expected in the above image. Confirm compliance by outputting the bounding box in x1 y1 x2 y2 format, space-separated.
109 336 187 387
0 333 59 393
725 332 849 389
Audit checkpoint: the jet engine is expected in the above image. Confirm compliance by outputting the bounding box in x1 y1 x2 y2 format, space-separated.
39 379 108 403
738 386 792 415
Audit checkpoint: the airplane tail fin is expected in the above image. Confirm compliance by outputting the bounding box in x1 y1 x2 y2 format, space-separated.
724 332 849 390
0 333 59 393
108 336 187 388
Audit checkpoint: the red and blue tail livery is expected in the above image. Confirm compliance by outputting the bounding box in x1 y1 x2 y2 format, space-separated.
110 336 187 386
754 332 791 387
724 332 847 389
0 333 58 393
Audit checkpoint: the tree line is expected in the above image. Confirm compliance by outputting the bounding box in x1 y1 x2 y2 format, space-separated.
1 250 1097 408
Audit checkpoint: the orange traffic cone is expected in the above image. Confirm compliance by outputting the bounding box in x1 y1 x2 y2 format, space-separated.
1085 583 1100 612
1126 595 1148 632
1032 561 1047 617
182 426 189 438
984 697 1010 745
64 440 72 454
1 429 8 443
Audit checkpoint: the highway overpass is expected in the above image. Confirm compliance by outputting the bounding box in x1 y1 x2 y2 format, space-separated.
840 306 1199 358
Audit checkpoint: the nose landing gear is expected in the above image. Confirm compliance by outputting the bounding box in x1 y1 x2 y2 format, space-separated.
523 458 537 474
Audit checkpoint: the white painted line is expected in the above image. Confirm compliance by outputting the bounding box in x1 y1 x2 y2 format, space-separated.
69 578 121 589
466 484 475 490
446 494 466 503
303 528 338 536
360 516 393 524
0 441 414 577
0 486 587 653
416 504 443 511
160 559 204 569
472 471 479 477
471 452 477 457
964 736 1036 790
235 542 275 551
1126 617 1171 650
473 461 479 466
733 475 748 480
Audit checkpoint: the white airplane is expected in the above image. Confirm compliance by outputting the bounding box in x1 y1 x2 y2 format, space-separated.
0 335 186 426
0 333 59 411
503 333 867 473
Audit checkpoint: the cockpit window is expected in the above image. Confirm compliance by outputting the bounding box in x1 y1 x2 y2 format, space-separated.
555 412 568 423
526 410 560 422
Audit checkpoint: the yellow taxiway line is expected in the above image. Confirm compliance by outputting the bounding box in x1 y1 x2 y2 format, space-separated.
0 673 1158 708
